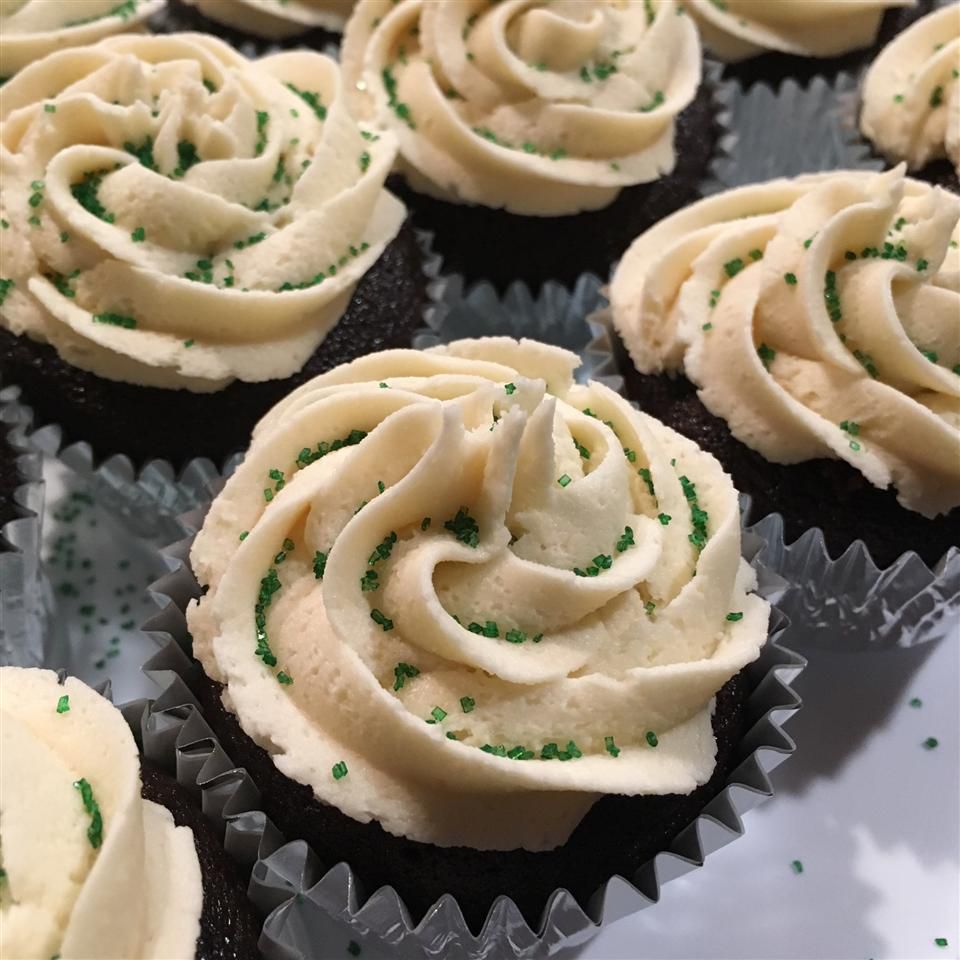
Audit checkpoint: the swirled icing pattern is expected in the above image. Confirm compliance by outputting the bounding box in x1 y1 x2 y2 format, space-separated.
188 339 769 851
612 168 960 519
861 4 960 175
0 0 164 76
340 0 702 215
182 0 358 37
0 33 404 392
686 0 914 61
0 667 202 959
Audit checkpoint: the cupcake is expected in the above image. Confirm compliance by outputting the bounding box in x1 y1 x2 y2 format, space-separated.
861 3 960 191
341 0 716 290
0 0 164 78
180 337 778 931
0 33 427 471
0 666 262 959
687 0 934 88
610 167 960 638
158 0 355 57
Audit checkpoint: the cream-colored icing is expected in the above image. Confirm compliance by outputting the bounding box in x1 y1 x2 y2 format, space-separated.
340 0 702 216
686 0 914 62
0 0 164 76
0 32 404 392
183 0 357 37
0 667 202 960
612 167 960 520
861 4 960 175
187 338 769 852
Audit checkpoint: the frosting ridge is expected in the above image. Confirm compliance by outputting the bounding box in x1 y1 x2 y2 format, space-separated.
182 0 358 37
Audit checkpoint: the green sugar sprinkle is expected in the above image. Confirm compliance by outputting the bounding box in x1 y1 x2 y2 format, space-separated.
45 103 56 113
368 531 398 566
784 272 797 285
623 447 637 463
504 382 517 395
332 761 348 780
930 85 944 108
370 609 394 631
823 270 842 323
73 778 103 848
645 601 656 617
573 438 591 460
173 139 200 178
639 89 664 113
726 611 744 622
604 735 621 758
678 474 709 552
359 150 371 173
130 226 145 242
295 429 367 468
360 570 379 592
853 349 879 379
757 343 776 369
277 671 293 685
803 235 815 249
56 695 70 714
93 312 136 329
638 467 656 497
468 620 499 638
791 860 804 875
557 474 572 488
645 731 659 748
723 257 745 278
616 526 635 552
254 111 269 156
702 321 713 331
393 662 420 691
709 288 720 309
421 517 431 531
839 420 860 436
935 938 948 947
923 737 939 750
749 248 763 261
286 82 326 121
71 171 115 223
460 696 476 713
444 507 480 547
657 512 672 525
313 551 327 579
234 231 267 250
909 697 923 708
916 258 929 271
429 706 447 723
893 93 904 103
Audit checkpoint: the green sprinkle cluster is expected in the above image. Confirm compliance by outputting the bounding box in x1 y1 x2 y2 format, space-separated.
573 554 613 577
679 474 709 551
66 0 139 26
616 526 635 552
368 531 398 565
285 82 327 121
254 112 269 156
371 608 394 631
444 507 480 547
124 136 157 171
382 66 415 128
853 349 879 379
468 620 499 638
393 661 419 691
638 90 664 113
723 257 745 278
296 429 367 468
472 125 567 160
73 778 103 848
173 140 201 178
276 241 370 292
71 171 115 223
638 467 655 497
93 312 136 329
573 438 591 459
823 270 841 323
604 735 620 757
708 288 720 309
313 551 327 579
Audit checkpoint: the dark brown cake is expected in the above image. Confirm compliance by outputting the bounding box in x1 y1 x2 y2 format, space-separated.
140 763 263 960
614 334 960 569
717 1 934 89
0 221 426 471
187 663 752 933
388 75 721 293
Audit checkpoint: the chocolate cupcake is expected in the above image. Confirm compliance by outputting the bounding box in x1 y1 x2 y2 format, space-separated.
341 0 718 291
687 0 934 88
860 4 960 193
0 0 163 78
179 338 777 931
0 666 262 959
155 0 354 58
0 33 427 471
610 167 960 643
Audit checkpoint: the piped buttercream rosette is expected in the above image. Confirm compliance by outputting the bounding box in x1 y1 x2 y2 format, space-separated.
0 32 404 392
341 0 702 215
187 338 769 852
180 0 358 37
612 167 960 520
861 4 960 175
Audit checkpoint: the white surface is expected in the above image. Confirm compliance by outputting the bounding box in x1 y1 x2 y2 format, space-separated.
42 458 960 960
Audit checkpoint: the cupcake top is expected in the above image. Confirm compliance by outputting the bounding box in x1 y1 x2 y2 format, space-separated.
0 667 203 959
0 0 164 76
188 338 769 852
181 0 358 37
612 167 960 520
0 33 404 392
685 0 913 62
341 0 702 216
861 4 960 175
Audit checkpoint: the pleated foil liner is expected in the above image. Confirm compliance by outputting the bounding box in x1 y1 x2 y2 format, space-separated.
0 386 50 667
13 229 445 544
137 503 803 960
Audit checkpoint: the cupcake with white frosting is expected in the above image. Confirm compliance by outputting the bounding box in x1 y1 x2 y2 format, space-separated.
341 0 720 289
610 167 960 575
861 3 960 189
182 337 775 928
0 666 262 959
0 33 427 469
0 0 164 78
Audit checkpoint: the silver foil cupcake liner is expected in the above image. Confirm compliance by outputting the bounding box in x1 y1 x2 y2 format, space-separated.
8 228 445 544
0 386 51 667
137 505 803 959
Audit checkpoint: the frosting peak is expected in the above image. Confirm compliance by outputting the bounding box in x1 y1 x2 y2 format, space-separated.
612 167 960 519
188 338 768 852
341 0 702 215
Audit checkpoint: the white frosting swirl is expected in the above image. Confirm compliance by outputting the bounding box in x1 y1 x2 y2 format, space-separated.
183 0 357 37
0 33 404 392
612 167 960 519
861 4 960 175
0 0 163 77
0 667 202 960
341 0 702 216
686 0 913 62
187 339 769 851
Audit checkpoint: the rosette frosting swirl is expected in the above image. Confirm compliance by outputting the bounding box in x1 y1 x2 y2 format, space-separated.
686 0 914 61
861 4 960 175
182 0 358 37
0 667 202 959
188 339 769 851
341 0 702 215
0 0 163 77
612 167 960 519
0 33 404 391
